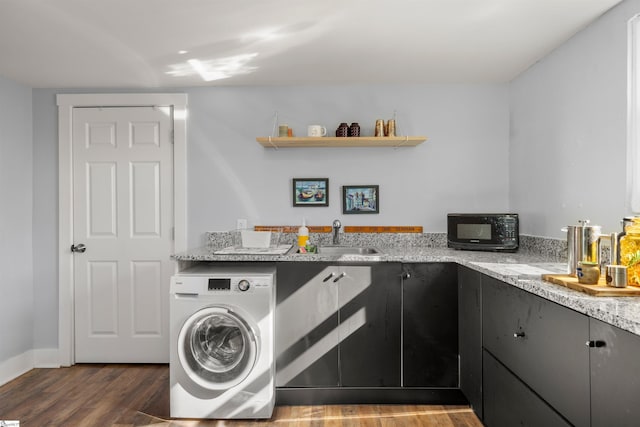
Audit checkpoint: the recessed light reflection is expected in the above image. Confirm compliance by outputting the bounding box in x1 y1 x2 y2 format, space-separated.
178 50 188 55
167 53 258 82
187 59 227 81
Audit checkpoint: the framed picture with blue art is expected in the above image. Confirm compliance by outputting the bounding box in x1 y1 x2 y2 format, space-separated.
342 185 379 214
292 178 329 207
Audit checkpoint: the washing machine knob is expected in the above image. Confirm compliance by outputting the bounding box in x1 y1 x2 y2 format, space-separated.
238 279 250 292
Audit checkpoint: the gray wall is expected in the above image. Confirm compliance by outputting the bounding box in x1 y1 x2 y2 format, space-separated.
185 84 509 246
32 91 60 350
30 85 508 350
509 0 635 238
0 75 33 361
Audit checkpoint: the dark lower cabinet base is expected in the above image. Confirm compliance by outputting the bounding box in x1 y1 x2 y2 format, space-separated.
276 388 467 405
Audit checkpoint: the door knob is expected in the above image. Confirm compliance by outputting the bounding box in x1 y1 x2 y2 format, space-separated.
71 243 86 253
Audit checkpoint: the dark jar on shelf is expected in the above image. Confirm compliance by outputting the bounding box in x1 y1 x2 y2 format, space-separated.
348 122 360 137
336 122 349 137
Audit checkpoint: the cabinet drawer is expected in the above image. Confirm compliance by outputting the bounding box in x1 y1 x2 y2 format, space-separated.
482 276 590 427
483 350 571 427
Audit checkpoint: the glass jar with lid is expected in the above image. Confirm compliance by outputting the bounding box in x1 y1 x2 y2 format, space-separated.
619 216 640 286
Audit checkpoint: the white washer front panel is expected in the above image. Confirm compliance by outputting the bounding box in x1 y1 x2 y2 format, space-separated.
170 266 275 419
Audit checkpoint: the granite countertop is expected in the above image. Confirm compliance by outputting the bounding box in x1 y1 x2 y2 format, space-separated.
173 244 640 337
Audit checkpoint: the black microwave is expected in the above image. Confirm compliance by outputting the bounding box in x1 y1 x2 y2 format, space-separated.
447 213 519 252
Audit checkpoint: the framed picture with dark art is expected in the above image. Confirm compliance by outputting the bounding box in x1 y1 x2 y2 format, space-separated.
342 185 379 214
292 178 329 207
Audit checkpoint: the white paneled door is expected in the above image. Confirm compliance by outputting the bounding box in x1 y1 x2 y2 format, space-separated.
72 107 173 363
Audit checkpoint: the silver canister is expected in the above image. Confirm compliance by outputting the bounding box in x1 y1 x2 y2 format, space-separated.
606 265 628 288
564 220 602 276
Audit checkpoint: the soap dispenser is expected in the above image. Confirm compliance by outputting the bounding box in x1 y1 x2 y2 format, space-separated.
298 219 309 248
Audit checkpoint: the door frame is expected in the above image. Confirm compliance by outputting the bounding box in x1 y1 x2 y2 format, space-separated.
57 93 188 367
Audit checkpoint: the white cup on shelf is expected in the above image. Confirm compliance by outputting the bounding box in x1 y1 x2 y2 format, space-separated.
307 125 327 137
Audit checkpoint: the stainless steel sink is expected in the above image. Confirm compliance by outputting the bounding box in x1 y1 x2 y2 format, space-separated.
317 246 382 255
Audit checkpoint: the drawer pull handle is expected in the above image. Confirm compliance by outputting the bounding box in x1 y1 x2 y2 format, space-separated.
402 271 411 280
514 331 526 338
333 272 347 283
586 340 606 348
322 273 336 282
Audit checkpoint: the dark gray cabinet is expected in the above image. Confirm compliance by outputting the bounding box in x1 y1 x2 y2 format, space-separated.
275 262 338 387
590 318 640 427
275 262 402 388
275 260 640 421
402 262 458 387
339 262 402 387
458 266 482 418
482 276 590 427
483 350 571 427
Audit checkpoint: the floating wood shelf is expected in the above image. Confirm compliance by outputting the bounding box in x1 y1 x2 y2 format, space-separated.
256 136 427 148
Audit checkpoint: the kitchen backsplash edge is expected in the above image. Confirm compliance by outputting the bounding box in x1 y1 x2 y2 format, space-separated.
205 232 567 261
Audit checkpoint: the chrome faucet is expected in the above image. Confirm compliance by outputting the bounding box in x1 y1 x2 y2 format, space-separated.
332 219 342 245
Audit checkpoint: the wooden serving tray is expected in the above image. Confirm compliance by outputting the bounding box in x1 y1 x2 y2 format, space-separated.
542 274 640 297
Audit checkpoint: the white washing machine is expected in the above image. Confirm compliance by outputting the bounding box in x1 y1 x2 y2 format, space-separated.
170 264 275 419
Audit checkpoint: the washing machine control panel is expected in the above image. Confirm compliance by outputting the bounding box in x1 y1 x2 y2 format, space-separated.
172 270 274 295
202 277 271 293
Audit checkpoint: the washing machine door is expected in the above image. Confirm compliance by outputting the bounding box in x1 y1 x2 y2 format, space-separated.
178 306 258 390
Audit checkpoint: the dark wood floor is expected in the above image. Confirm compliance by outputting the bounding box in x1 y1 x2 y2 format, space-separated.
0 364 483 426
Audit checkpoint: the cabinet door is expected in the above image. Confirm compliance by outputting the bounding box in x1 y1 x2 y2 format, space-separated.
402 263 458 387
458 266 482 418
275 262 339 387
483 350 571 427
339 263 402 387
590 318 640 427
482 276 590 427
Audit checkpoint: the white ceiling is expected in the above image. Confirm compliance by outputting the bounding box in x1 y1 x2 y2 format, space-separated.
0 0 623 88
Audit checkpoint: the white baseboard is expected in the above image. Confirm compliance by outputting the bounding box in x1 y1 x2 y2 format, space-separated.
34 348 60 368
0 350 34 387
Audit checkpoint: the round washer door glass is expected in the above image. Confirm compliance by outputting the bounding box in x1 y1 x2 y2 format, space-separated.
178 306 258 390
